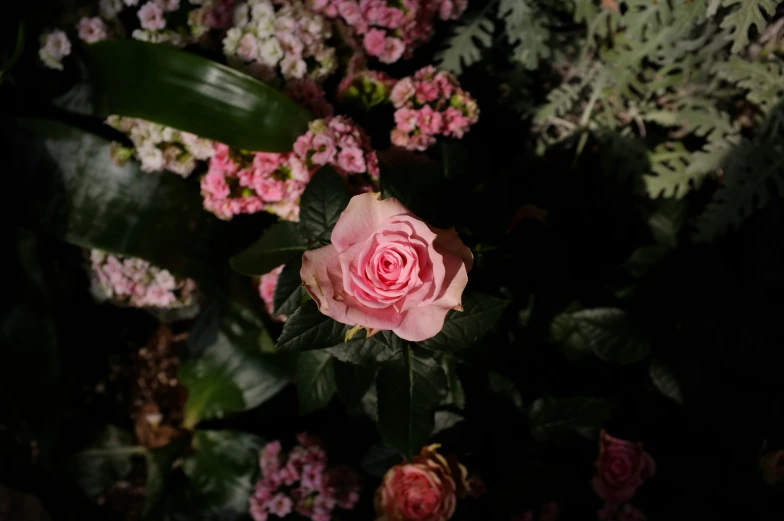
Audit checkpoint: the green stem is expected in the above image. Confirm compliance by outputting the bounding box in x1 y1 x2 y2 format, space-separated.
0 22 26 84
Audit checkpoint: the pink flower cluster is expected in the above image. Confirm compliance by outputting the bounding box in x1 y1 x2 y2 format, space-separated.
201 116 378 221
189 0 236 38
390 66 479 151
337 68 396 110
90 249 198 309
250 434 361 521
258 265 286 321
106 116 215 176
223 0 336 83
310 0 468 63
293 116 379 182
201 145 309 221
132 0 190 45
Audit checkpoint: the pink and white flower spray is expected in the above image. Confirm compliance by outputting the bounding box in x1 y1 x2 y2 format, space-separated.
250 434 361 521
39 31 72 70
90 250 198 309
106 116 216 176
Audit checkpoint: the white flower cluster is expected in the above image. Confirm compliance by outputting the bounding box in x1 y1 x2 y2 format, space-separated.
223 0 336 83
106 116 215 176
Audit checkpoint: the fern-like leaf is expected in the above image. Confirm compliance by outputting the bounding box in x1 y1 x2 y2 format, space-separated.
714 55 784 114
499 0 551 70
694 139 784 241
436 12 494 76
719 0 778 53
644 143 703 199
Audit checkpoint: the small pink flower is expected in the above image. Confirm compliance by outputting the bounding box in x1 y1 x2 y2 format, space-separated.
312 132 338 164
236 33 259 61
337 0 362 25
415 80 441 105
409 133 436 151
267 494 293 517
390 78 415 108
201 170 230 198
363 28 387 57
155 0 180 12
253 152 285 175
390 129 410 148
394 108 419 133
77 17 109 43
419 106 444 135
138 2 166 31
380 36 405 64
260 441 283 476
259 265 284 318
337 147 366 174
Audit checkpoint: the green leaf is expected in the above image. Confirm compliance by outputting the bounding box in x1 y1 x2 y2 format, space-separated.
230 221 308 277
648 198 688 248
649 358 684 405
298 166 351 242
13 120 250 285
276 300 348 352
529 397 615 441
436 9 494 75
74 426 143 497
488 372 523 411
180 304 290 428
549 307 651 364
143 437 189 519
326 330 402 368
83 40 311 152
334 360 374 407
694 136 784 241
720 0 778 54
182 430 265 517
417 293 509 352
296 350 337 414
442 356 466 409
361 442 402 478
273 257 307 317
376 345 447 459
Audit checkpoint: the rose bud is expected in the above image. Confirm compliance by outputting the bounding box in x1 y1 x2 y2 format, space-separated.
591 430 655 504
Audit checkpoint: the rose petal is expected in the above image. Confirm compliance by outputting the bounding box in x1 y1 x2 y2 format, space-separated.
301 244 350 324
331 193 411 251
393 303 452 342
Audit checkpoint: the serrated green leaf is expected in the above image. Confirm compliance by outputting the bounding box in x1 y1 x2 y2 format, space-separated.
694 137 784 241
529 397 615 441
550 307 651 364
376 346 447 459
182 431 265 517
645 143 708 199
720 0 777 54
417 293 509 352
436 11 494 75
649 358 684 405
361 442 402 478
326 330 402 368
74 426 142 498
296 350 337 414
83 40 311 151
273 257 307 317
180 304 289 428
714 56 784 114
298 166 351 243
276 300 348 352
230 222 308 277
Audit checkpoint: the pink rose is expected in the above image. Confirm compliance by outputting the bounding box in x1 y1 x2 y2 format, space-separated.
300 192 472 341
592 431 656 504
375 445 470 521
